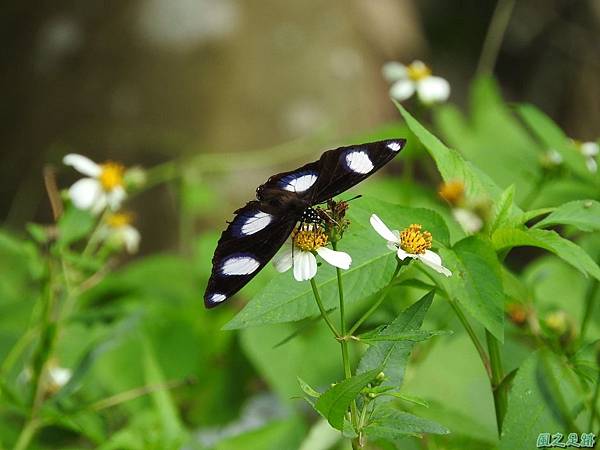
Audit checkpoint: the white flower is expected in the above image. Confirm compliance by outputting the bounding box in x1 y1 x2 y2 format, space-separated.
452 208 483 234
99 212 141 253
370 214 451 277
48 366 72 388
579 141 599 173
63 153 127 214
382 60 450 104
273 225 351 281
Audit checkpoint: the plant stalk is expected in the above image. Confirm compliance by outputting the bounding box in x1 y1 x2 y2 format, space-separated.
309 278 340 338
486 330 507 436
476 0 517 76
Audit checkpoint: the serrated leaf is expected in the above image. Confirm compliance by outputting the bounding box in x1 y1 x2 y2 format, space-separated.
492 227 600 282
359 329 451 344
438 236 504 341
315 369 381 430
365 406 449 441
516 103 592 180
500 350 585 450
396 102 520 212
532 200 600 232
297 377 321 398
224 198 448 330
357 291 434 404
490 185 515 233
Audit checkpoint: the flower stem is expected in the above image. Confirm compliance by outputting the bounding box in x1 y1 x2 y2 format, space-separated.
486 330 507 436
476 0 516 76
309 278 340 338
580 276 599 341
348 261 402 335
589 372 600 431
447 298 493 379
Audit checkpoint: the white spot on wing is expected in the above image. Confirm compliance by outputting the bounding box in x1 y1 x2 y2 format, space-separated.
281 172 318 192
220 255 260 276
387 142 402 152
345 150 374 174
209 293 227 303
241 212 272 235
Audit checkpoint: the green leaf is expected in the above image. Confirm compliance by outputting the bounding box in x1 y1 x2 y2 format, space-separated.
357 291 434 401
364 406 449 441
492 227 600 282
396 102 519 212
224 198 448 330
533 200 600 232
297 377 321 398
359 328 451 344
438 236 505 341
516 103 592 180
490 185 515 233
315 369 381 430
57 208 96 247
500 350 585 450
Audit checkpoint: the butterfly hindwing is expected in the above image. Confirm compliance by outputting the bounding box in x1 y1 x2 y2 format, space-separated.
204 201 299 308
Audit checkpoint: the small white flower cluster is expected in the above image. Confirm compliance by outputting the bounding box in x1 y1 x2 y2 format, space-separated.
64 154 141 253
382 60 450 104
274 215 451 282
543 141 599 174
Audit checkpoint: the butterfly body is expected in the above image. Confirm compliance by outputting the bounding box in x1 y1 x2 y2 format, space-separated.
204 138 406 308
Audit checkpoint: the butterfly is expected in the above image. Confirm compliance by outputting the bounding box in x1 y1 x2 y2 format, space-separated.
204 138 406 308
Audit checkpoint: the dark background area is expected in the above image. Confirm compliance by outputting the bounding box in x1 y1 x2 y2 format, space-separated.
1 0 598 248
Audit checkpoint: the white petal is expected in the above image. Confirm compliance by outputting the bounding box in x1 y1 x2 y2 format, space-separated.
293 251 317 281
316 247 352 270
452 208 483 234
106 186 126 210
581 142 599 157
419 250 452 277
389 79 416 101
416 76 450 104
586 157 598 173
90 194 108 215
122 226 141 253
63 154 101 177
68 178 103 210
370 214 399 243
387 241 398 252
273 249 294 273
49 367 72 387
381 61 408 82
397 248 414 261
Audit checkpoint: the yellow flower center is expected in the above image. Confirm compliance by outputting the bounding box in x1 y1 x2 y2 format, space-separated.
106 212 133 229
438 180 465 206
399 224 432 255
99 162 125 191
407 61 432 81
293 224 328 252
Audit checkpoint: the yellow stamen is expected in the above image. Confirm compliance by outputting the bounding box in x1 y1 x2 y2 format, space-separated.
293 224 328 252
106 212 133 228
407 61 432 81
438 180 465 206
400 224 432 255
99 162 125 191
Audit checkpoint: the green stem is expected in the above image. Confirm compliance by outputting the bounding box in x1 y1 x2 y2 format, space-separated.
486 330 507 436
309 278 340 338
13 419 40 450
348 262 402 336
589 372 600 431
476 0 517 76
580 277 599 341
331 241 359 437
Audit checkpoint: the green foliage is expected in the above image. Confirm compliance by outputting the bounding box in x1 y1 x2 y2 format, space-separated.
2 71 599 450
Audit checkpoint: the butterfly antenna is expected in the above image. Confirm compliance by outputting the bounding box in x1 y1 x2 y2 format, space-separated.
344 194 362 203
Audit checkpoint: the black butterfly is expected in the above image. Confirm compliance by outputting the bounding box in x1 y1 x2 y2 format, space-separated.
204 138 406 308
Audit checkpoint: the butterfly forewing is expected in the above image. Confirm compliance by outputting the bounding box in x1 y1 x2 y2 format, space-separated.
203 138 405 308
309 139 406 203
